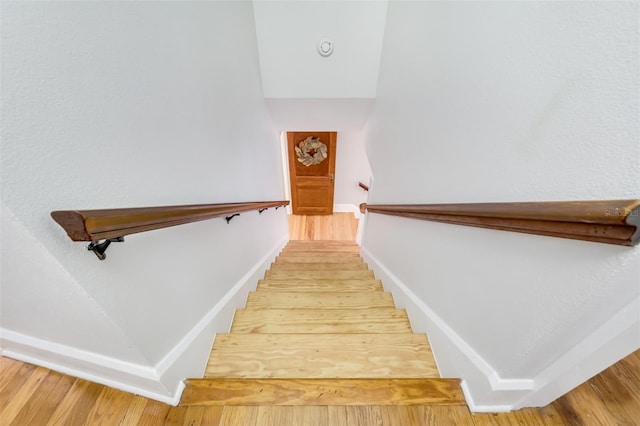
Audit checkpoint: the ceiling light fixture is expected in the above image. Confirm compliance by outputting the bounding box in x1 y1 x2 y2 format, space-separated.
318 38 333 57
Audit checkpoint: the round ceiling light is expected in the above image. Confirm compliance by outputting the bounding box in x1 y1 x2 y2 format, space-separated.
318 38 333 57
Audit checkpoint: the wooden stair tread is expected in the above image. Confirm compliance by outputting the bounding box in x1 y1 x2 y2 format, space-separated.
257 279 383 292
281 249 360 254
285 241 359 247
245 291 395 309
192 240 461 407
265 270 375 280
275 252 364 264
181 378 465 406
206 334 437 378
282 244 360 252
269 262 369 271
211 333 431 347
284 240 359 246
286 239 358 243
231 308 411 333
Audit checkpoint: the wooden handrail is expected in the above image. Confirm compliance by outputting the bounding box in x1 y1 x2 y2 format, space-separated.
358 182 369 192
360 200 640 246
51 201 289 242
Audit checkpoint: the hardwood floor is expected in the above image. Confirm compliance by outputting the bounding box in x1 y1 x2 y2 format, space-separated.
1 350 639 424
288 213 358 241
2 233 639 424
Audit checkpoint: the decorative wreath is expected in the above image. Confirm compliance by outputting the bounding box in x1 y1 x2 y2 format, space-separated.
295 137 328 167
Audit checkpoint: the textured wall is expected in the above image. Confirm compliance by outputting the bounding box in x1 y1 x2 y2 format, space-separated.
1 0 287 381
363 0 639 398
1 205 148 364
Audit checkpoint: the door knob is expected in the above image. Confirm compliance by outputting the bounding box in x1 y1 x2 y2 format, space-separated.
329 174 334 182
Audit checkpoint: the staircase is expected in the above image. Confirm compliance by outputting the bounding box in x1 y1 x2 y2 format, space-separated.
181 241 465 406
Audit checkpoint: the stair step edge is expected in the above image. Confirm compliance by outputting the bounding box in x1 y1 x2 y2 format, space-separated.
181 378 464 406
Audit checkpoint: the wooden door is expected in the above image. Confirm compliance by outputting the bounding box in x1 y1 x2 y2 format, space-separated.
288 131 337 215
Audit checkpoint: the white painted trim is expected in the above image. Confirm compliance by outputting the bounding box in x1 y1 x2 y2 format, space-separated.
461 381 514 413
280 131 292 215
357 176 372 246
154 237 288 387
333 203 360 219
356 211 366 245
0 330 156 379
0 238 288 406
155 237 287 376
513 296 640 409
361 247 534 391
0 329 180 405
362 245 639 412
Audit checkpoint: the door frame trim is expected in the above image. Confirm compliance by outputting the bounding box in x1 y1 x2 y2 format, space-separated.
279 131 293 215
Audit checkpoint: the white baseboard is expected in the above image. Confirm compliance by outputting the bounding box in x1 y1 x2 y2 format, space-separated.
362 246 640 412
153 237 288 397
0 329 182 404
362 247 536 412
513 296 640 409
333 203 360 219
0 237 288 405
461 382 515 413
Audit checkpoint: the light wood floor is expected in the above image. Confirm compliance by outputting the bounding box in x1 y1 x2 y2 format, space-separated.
2 350 639 425
288 213 358 241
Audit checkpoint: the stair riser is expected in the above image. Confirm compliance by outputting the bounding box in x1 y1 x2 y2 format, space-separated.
265 271 375 280
282 244 360 253
283 247 360 252
245 292 396 309
275 256 363 263
269 263 369 271
257 280 383 292
285 242 359 247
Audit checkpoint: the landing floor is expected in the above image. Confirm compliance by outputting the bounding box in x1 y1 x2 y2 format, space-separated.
288 213 358 241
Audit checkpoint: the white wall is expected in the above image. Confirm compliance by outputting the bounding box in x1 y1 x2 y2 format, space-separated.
362 1 639 411
253 0 387 99
334 131 372 214
1 1 287 403
266 99 376 132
